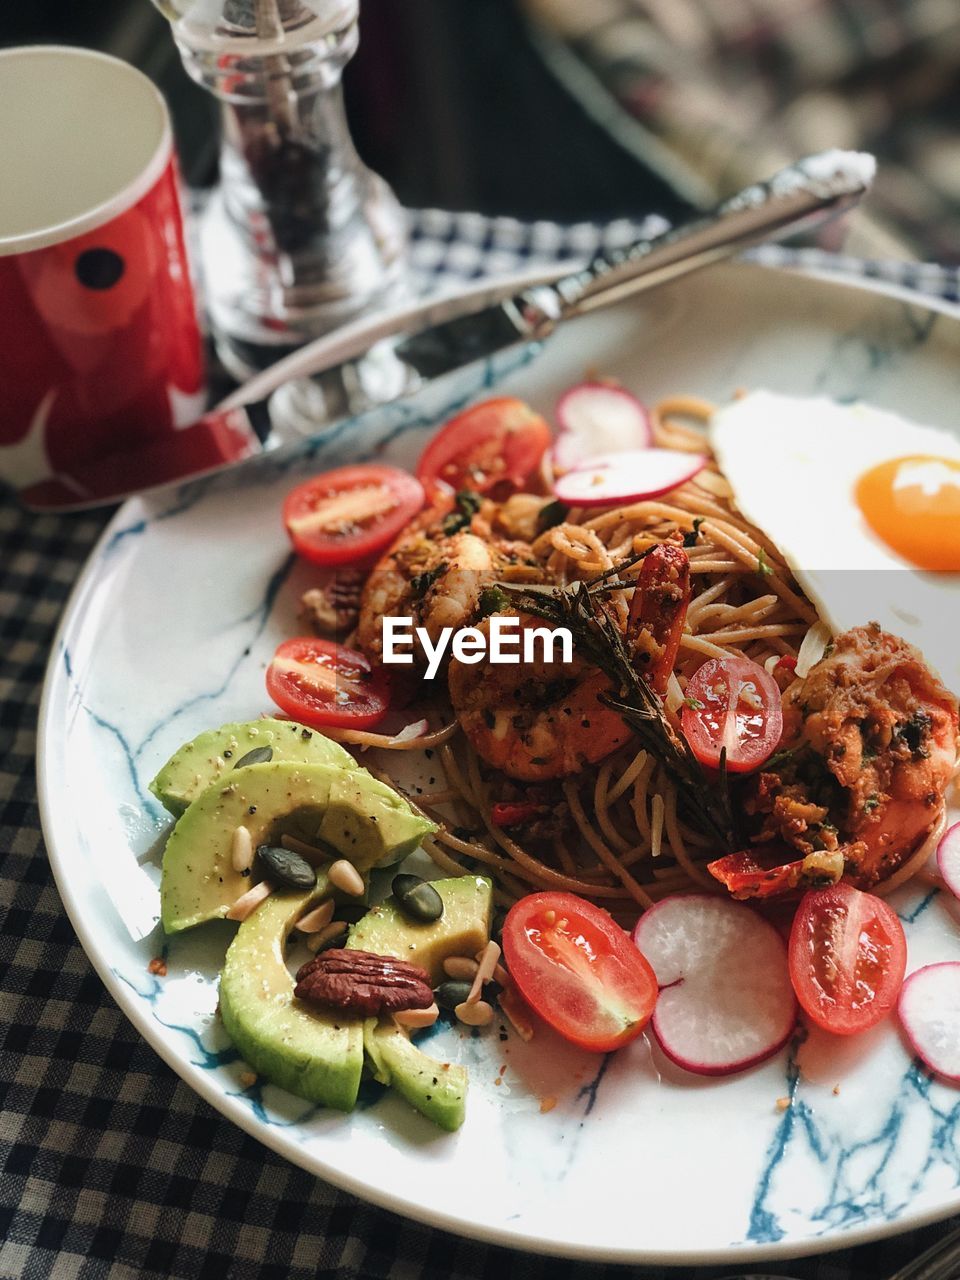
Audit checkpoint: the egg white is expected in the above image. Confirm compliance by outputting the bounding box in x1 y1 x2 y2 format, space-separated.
709 390 960 695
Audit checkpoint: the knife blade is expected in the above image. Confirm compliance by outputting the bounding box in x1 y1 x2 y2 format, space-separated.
221 148 875 412
26 150 875 511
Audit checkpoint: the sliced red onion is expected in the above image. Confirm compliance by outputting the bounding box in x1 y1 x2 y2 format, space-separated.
386 718 430 746
551 383 652 474
554 449 707 507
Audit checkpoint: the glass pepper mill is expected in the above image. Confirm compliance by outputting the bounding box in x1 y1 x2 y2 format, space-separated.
151 0 407 379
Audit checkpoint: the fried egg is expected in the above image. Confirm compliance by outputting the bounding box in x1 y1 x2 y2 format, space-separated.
709 390 960 694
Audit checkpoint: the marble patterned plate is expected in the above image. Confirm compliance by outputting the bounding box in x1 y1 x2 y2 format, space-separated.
38 262 960 1266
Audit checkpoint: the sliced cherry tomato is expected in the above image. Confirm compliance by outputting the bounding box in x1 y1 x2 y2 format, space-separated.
282 464 424 567
680 654 783 774
416 398 551 501
266 637 390 730
502 891 658 1052
788 882 906 1036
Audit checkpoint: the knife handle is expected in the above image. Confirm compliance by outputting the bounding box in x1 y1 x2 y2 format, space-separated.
520 150 875 332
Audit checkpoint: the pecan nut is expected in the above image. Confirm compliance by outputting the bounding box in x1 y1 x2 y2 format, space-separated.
294 949 433 1016
299 569 364 636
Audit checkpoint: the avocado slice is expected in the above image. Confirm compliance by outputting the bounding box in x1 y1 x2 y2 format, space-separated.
364 1019 467 1132
160 760 435 934
149 718 355 816
315 770 437 870
219 876 364 1111
347 875 493 984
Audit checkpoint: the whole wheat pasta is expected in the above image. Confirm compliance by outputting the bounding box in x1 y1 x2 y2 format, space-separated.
343 395 840 917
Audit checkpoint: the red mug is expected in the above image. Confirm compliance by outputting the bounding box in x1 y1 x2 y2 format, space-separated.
0 46 258 510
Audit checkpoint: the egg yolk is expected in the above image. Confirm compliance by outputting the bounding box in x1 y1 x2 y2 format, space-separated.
855 455 960 571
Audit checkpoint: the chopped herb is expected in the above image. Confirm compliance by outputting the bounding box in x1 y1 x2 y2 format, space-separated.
683 696 705 711
478 585 509 617
864 795 880 813
682 517 704 548
441 490 483 535
757 547 773 577
894 710 932 760
411 562 446 597
536 499 568 532
765 746 797 771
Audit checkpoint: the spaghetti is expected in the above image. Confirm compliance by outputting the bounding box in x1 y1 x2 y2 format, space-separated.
340 396 820 916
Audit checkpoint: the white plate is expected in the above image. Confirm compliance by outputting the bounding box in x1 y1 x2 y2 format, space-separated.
38 261 960 1266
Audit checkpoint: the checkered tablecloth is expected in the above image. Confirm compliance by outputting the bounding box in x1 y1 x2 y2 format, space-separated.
3 211 960 1280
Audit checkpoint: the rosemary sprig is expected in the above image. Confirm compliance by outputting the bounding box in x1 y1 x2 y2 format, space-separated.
496 576 735 846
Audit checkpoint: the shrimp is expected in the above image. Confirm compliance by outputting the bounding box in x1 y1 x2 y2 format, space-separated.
449 545 693 781
709 623 959 898
448 610 633 781
356 514 545 666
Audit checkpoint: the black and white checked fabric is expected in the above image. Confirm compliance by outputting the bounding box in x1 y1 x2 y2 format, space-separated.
2 211 960 1280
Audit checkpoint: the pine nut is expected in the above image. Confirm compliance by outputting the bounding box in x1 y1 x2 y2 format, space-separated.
231 825 253 874
394 1003 439 1029
455 999 494 1027
467 940 501 1004
280 833 330 864
443 955 479 980
306 920 348 953
225 879 274 921
294 899 335 933
328 859 365 897
499 987 534 1042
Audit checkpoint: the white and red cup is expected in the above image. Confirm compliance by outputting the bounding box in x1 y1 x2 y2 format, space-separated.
0 46 259 510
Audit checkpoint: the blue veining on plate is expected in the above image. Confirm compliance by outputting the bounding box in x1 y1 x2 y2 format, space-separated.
899 887 939 924
114 968 239 1070
577 1055 613 1119
747 1035 810 1244
132 551 297 762
63 646 163 818
227 1078 322 1127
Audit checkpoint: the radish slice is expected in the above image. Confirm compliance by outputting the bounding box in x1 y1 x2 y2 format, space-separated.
552 383 652 473
633 894 796 1076
554 449 707 507
898 963 960 1083
936 822 960 900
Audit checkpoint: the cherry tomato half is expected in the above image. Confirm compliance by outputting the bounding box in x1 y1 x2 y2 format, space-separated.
266 637 390 730
415 398 551 501
788 882 906 1036
502 891 659 1052
282 464 425 567
680 654 783 774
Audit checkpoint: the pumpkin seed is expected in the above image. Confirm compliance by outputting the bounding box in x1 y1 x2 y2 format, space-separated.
392 873 444 923
256 843 316 889
334 902 370 925
234 745 274 769
434 980 472 1011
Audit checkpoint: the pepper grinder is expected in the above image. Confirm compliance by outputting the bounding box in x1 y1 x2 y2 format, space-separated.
151 0 407 379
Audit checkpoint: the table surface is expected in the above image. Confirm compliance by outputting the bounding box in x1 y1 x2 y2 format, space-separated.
3 209 960 1280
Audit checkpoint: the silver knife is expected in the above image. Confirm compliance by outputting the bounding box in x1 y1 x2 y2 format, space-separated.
219 148 874 419
39 151 875 510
